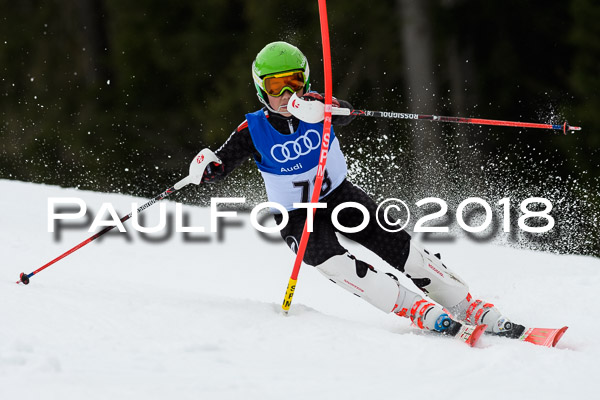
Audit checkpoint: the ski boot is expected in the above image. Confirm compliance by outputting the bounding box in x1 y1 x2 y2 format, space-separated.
450 294 525 338
395 298 487 346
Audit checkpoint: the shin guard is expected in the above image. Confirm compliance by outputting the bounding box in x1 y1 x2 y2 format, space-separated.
403 243 469 308
316 253 400 312
316 253 452 332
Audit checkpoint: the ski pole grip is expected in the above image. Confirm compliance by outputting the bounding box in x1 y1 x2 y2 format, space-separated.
174 149 222 190
288 93 351 122
331 107 351 116
190 149 221 182
174 177 191 190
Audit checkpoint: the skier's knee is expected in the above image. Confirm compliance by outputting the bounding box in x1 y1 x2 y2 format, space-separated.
315 253 400 312
403 242 469 307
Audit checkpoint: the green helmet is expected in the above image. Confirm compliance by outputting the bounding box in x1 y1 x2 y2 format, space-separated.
252 41 310 103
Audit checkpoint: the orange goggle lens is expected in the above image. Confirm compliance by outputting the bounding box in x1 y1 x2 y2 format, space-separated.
263 71 305 97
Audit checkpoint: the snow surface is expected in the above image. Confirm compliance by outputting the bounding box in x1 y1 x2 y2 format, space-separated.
1 179 599 399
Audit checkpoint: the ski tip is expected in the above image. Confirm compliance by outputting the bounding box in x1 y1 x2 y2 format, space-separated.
467 324 487 347
552 326 569 347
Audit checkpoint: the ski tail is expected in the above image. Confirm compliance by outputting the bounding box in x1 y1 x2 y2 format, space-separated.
455 324 487 347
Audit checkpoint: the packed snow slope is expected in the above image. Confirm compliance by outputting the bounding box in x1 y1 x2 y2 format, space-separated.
1 179 599 399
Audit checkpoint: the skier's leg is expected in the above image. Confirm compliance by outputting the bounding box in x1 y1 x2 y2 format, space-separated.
275 207 454 333
320 181 516 333
403 242 517 334
314 252 456 332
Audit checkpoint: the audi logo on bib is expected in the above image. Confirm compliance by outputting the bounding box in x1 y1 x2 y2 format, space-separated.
270 129 321 163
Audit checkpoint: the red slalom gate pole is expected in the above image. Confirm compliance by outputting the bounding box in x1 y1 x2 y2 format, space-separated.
281 0 333 313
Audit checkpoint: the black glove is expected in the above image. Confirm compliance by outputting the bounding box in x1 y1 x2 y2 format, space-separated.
302 92 341 107
201 162 225 183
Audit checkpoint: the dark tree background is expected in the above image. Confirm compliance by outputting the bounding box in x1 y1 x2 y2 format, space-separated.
1 0 599 254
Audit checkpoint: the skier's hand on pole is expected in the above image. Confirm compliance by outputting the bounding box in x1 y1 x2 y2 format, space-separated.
288 92 349 123
302 92 341 107
201 162 225 184
174 148 222 189
17 148 221 285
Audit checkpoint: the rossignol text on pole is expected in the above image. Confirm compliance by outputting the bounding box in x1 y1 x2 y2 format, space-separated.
288 92 582 134
343 109 582 134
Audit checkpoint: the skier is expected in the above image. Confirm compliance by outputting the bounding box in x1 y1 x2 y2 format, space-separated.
197 41 523 339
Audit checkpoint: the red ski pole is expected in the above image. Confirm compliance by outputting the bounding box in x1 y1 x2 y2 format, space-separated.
288 96 582 134
17 184 181 285
341 109 582 134
17 149 220 285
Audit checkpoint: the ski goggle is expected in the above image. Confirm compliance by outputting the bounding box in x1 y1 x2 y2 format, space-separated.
262 71 306 97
